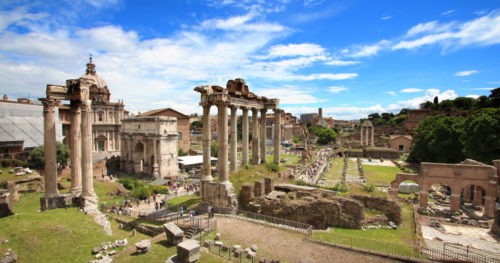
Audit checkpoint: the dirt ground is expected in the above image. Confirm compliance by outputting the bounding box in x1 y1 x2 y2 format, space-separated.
214 216 403 263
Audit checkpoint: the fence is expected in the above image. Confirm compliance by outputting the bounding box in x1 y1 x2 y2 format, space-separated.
213 207 313 237
309 230 500 263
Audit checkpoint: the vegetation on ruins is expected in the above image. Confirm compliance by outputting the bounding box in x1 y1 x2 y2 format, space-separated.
189 120 202 132
420 88 500 110
363 109 408 126
27 142 70 168
117 178 168 200
0 159 27 168
210 140 218 157
308 125 337 145
408 107 500 163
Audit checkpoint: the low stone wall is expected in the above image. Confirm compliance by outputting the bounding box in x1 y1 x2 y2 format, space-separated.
350 195 402 225
490 209 500 237
115 218 164 237
363 147 400 160
249 196 364 229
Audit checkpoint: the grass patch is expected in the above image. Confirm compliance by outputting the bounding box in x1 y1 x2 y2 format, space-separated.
166 195 201 212
312 203 418 257
227 165 280 194
362 165 402 186
323 158 343 181
0 167 38 184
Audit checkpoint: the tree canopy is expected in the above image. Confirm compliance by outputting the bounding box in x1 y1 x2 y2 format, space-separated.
28 142 70 168
308 125 337 145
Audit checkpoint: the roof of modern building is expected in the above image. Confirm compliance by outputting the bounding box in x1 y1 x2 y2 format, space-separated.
178 155 217 166
138 108 189 118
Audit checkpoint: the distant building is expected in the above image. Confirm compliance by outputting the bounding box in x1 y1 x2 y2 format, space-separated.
389 135 412 153
137 108 190 153
402 109 471 131
0 96 63 160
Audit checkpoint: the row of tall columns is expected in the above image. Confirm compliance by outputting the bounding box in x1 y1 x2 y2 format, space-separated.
201 104 282 183
360 126 375 146
43 98 94 200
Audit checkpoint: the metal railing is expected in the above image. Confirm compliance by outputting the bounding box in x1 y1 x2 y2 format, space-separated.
213 207 313 237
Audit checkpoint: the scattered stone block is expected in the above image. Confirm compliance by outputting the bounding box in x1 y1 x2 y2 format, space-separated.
214 241 223 247
232 245 241 252
246 250 256 259
250 244 258 252
259 258 267 263
177 239 200 263
163 222 184 245
0 250 17 263
107 250 116 256
221 245 229 252
135 239 152 254
388 221 397 230
203 240 213 248
92 247 101 254
214 233 221 240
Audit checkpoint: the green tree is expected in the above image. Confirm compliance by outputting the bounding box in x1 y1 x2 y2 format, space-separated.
408 115 466 163
438 99 457 112
453 97 475 110
474 96 491 109
462 108 500 163
420 101 434 109
489 87 500 108
189 120 202 131
308 126 337 145
28 142 70 168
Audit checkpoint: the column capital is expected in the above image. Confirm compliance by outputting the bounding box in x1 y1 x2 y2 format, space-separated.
260 108 268 114
229 105 238 112
251 108 259 114
240 106 249 111
40 98 56 112
80 99 92 112
201 102 212 109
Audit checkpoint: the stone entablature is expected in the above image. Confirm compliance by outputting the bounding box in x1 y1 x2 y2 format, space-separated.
120 116 179 179
390 159 498 218
194 78 281 210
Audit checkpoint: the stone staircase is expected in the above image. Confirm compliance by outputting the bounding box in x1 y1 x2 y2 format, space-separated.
184 226 199 239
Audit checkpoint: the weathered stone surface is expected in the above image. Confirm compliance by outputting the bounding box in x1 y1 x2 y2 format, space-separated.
350 195 402 225
0 190 13 218
92 247 101 254
214 241 223 247
163 223 184 245
135 239 152 253
40 193 74 211
177 239 200 263
214 233 221 240
0 251 17 263
250 244 258 252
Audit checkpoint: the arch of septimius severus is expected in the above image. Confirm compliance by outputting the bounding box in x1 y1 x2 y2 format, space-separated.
195 78 281 210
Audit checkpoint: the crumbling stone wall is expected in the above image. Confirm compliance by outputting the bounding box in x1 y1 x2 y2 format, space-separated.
350 194 402 225
248 196 364 229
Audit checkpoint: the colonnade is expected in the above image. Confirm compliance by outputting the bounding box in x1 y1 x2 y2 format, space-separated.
360 125 375 146
41 97 95 202
201 103 282 183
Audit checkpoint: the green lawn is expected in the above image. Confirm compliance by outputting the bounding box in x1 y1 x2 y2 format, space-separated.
265 153 301 166
0 167 38 184
362 165 402 186
312 204 419 257
227 165 281 194
322 158 343 181
166 195 201 212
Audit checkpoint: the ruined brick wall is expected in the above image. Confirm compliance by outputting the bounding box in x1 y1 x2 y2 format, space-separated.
93 160 108 179
350 194 402 225
250 196 364 229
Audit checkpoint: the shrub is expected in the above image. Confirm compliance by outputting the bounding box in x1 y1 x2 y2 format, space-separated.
0 159 28 167
28 142 70 168
118 178 144 190
244 164 253 170
178 149 188 156
362 183 376 193
149 185 169 195
131 186 151 200
330 183 348 193
265 162 279 172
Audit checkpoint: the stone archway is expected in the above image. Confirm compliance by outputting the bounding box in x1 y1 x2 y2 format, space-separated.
460 184 488 217
134 142 144 173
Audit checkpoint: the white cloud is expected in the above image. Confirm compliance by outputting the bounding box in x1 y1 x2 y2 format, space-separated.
470 87 495 90
386 89 458 111
441 9 455 16
488 81 500 85
455 70 478 76
292 73 358 81
328 86 348 93
383 91 396 96
324 59 360 66
255 86 325 104
348 40 391 57
393 11 500 51
465 94 479 99
474 10 488 16
400 88 423 93
266 43 325 57
381 16 392 21
285 104 386 120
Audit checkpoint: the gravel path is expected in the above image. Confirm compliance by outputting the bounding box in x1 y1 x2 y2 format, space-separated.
215 216 403 263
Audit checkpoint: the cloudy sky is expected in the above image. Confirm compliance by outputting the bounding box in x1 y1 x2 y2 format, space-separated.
0 0 499 119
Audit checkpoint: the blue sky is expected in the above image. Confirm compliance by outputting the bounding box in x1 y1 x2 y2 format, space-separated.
0 0 499 119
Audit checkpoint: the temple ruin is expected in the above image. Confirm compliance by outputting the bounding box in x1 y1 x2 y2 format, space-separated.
194 78 280 210
360 120 374 147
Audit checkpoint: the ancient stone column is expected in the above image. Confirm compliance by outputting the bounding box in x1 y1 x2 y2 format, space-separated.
273 109 281 164
260 108 267 164
251 108 260 165
153 138 159 179
128 137 133 172
484 196 495 218
229 106 238 171
217 103 229 184
365 127 369 146
241 107 249 166
41 98 59 198
371 127 375 146
360 127 364 146
69 100 82 197
81 99 96 200
473 188 482 206
202 104 212 181
450 193 460 212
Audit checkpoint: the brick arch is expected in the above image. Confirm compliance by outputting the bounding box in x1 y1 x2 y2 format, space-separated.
390 173 421 198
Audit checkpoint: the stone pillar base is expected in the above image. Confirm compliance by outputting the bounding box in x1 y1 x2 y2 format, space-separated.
40 194 74 211
201 181 238 212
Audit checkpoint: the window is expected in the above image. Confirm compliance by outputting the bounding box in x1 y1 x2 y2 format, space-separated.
398 144 404 152
98 112 103 122
98 140 105 152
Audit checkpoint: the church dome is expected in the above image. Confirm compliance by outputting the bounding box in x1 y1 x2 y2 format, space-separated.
80 56 111 103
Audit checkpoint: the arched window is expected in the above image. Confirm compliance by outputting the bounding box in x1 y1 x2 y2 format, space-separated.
98 112 104 122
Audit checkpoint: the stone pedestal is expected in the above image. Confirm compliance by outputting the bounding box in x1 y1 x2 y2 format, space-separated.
264 177 274 195
177 240 200 263
254 181 264 197
201 181 238 210
164 222 184 246
40 194 74 211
